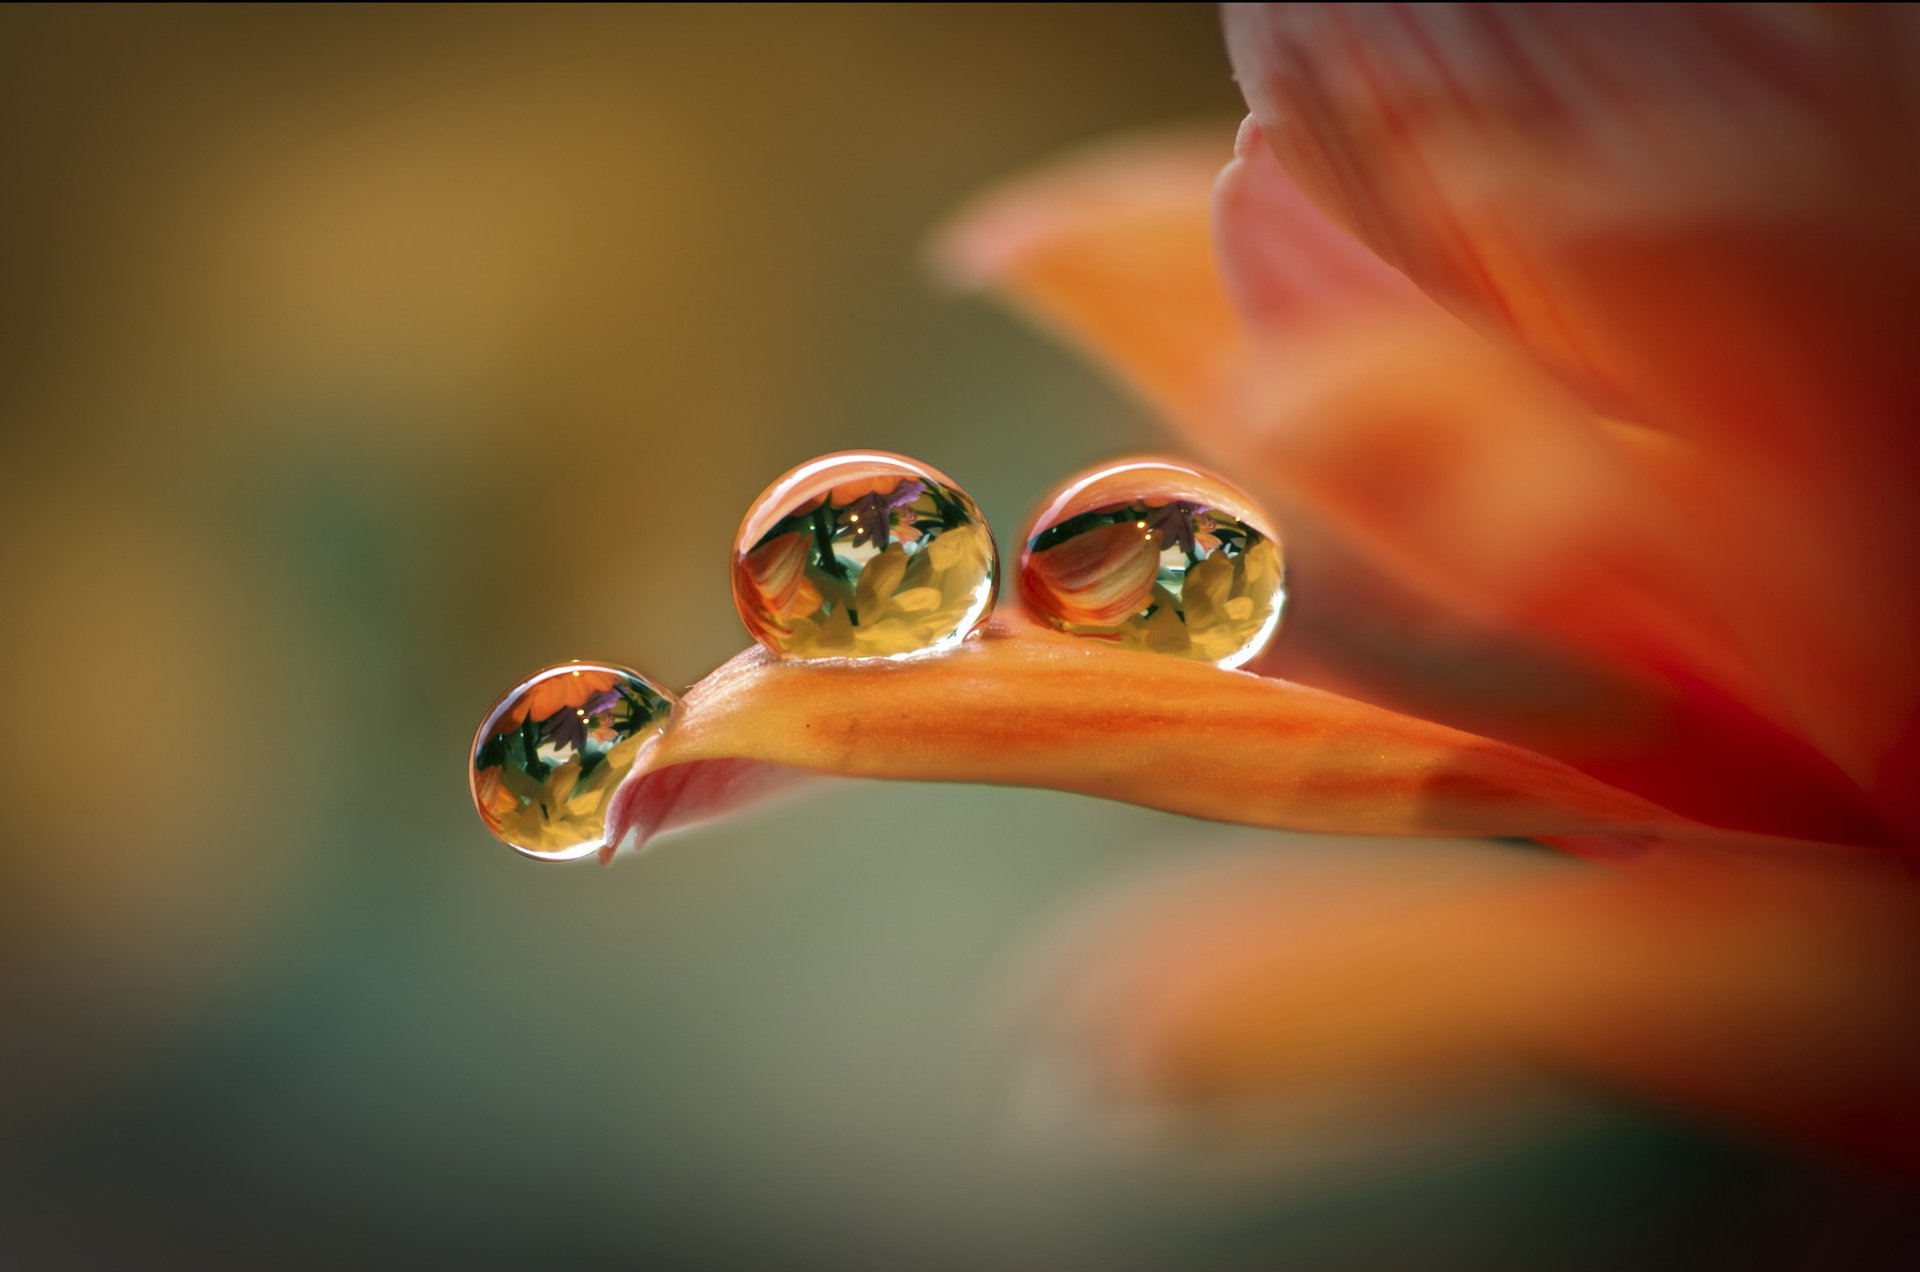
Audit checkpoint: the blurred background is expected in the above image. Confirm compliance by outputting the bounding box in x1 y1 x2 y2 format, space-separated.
1 5 1913 1268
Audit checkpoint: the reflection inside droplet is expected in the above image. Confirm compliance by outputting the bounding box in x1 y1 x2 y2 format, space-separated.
1021 459 1285 668
469 662 676 861
732 450 999 659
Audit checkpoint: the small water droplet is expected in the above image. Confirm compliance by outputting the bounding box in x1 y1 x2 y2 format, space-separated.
469 662 676 861
1020 459 1285 669
732 451 998 659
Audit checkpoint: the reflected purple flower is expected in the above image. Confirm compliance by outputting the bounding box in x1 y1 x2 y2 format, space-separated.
539 708 589 753
842 479 927 548
1144 501 1204 557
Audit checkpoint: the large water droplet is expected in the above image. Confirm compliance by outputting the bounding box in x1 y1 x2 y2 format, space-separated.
1020 459 1285 668
732 451 998 659
469 662 676 860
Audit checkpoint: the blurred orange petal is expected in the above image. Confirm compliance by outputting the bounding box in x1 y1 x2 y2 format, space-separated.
1223 1 1920 829
1025 845 1920 1177
738 530 822 632
596 620 1804 863
1259 577 1896 849
1223 313 1735 682
931 121 1892 841
1217 131 1770 699
931 125 1245 427
934 121 1757 686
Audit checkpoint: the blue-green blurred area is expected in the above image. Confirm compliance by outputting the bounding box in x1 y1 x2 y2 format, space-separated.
1 6 1913 1269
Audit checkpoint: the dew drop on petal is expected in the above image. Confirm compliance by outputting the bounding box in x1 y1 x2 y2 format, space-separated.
1020 459 1286 669
732 451 999 659
469 662 677 861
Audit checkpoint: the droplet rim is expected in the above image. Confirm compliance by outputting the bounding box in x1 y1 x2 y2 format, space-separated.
468 660 677 862
730 449 1001 661
1018 456 1286 670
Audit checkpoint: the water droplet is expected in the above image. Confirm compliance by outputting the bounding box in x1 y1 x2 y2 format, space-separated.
732 451 998 659
1020 459 1285 668
469 662 676 861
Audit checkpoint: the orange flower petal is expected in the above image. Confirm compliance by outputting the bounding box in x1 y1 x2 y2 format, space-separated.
497 667 622 731
946 125 1660 652
931 110 1920 839
827 475 908 505
930 125 1245 427
1223 1 1920 828
1214 123 1782 720
1015 844 1920 1176
1259 574 1897 849
595 620 1834 864
934 124 1787 740
738 530 821 632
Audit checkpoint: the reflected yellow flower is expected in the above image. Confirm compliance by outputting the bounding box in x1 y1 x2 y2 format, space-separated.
730 452 998 660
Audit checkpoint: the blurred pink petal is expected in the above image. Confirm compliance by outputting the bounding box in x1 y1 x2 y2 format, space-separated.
599 758 810 866
1214 113 1430 330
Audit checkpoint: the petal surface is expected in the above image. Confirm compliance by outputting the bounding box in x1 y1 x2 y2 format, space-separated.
598 622 1822 862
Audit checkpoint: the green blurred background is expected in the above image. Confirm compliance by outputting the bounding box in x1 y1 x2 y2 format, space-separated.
1 5 1911 1268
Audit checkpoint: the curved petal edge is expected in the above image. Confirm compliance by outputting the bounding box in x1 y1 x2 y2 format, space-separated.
598 622 1828 862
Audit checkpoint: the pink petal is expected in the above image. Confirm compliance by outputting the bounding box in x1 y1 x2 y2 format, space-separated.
599 758 809 866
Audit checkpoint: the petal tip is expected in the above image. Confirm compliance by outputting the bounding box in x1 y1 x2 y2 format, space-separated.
926 124 1238 293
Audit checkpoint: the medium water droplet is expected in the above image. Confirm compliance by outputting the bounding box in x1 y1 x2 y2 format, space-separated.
732 451 998 659
469 662 676 861
1020 459 1285 668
